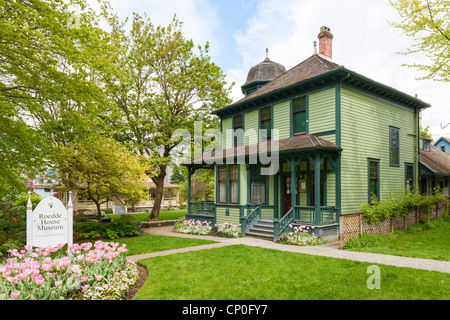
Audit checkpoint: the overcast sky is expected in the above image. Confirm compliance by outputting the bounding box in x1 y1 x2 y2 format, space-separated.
106 0 450 140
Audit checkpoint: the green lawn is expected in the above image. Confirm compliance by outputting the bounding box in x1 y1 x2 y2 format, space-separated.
345 219 450 261
133 245 450 300
117 233 217 256
106 209 187 222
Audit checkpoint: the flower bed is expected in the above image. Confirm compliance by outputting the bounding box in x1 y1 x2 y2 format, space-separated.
0 241 138 300
211 222 242 238
173 219 212 235
278 225 324 246
173 219 242 238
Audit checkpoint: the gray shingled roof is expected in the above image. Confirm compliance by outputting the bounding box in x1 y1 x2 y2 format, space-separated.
420 145 450 175
243 57 287 86
233 54 339 106
184 134 341 165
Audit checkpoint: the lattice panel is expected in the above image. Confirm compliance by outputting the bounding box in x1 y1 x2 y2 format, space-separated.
340 213 361 244
319 226 339 241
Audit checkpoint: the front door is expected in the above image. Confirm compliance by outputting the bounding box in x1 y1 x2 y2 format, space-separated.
284 176 292 214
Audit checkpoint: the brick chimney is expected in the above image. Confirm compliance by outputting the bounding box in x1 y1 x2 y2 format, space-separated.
318 26 333 59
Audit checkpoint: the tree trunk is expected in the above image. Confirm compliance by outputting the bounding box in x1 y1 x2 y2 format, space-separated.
149 169 166 221
95 200 102 222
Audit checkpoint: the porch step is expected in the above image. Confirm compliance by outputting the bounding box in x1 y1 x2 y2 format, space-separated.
246 219 274 240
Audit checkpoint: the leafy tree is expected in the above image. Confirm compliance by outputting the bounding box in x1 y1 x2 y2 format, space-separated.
390 0 450 81
101 14 232 220
0 0 114 202
420 125 433 139
56 135 149 221
170 166 186 185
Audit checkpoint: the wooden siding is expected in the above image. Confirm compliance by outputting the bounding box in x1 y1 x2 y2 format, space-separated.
222 117 232 149
309 88 336 134
245 110 258 145
340 86 418 213
273 100 290 139
261 207 274 219
216 206 240 225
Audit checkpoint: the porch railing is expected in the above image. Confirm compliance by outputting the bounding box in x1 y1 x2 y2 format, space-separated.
241 204 261 236
273 206 338 241
273 207 294 241
294 206 337 224
188 201 215 215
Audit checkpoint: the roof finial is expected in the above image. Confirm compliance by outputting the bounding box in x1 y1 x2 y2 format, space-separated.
313 41 317 54
266 48 268 59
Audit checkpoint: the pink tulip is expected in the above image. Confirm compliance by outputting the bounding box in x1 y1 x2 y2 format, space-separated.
11 291 20 299
71 264 81 273
95 275 102 281
35 277 45 285
55 281 62 287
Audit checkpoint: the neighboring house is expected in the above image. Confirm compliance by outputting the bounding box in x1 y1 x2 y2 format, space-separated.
27 172 58 199
434 137 450 155
75 178 182 214
183 26 431 241
419 136 450 196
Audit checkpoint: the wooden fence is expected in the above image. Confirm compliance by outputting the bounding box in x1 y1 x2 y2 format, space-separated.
339 202 448 249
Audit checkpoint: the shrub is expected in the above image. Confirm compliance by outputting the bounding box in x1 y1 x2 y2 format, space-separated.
108 221 142 237
360 189 448 224
13 193 41 209
74 222 106 235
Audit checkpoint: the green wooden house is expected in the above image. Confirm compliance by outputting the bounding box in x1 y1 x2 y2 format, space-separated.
183 26 431 241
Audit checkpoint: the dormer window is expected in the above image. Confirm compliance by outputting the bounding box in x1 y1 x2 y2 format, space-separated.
423 139 431 152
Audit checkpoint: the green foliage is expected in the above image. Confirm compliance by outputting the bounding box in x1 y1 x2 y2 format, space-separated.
108 221 142 237
13 193 42 209
0 239 23 255
344 233 393 249
100 14 232 220
73 220 141 240
390 0 450 82
0 0 114 196
57 135 149 222
360 189 448 224
419 125 432 139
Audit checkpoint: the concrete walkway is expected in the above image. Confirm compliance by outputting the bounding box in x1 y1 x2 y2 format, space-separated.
129 226 450 274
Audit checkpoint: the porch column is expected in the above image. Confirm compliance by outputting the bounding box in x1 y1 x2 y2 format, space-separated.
287 158 300 210
187 167 192 212
291 160 296 209
314 153 321 225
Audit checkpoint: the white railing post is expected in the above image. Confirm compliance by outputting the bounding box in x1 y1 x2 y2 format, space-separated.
26 191 33 247
67 191 73 246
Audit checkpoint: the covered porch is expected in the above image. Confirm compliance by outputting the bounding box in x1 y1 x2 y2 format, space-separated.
183 134 342 241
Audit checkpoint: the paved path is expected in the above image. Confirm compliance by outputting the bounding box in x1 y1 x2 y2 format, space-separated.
129 226 450 274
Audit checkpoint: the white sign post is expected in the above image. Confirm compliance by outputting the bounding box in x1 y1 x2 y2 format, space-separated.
27 191 73 248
